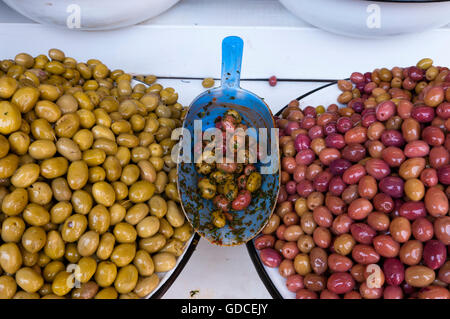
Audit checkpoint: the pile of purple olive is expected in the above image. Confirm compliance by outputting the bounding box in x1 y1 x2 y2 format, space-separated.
255 58 450 299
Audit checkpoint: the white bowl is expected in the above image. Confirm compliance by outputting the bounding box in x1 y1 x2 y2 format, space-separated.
2 0 180 30
279 0 450 38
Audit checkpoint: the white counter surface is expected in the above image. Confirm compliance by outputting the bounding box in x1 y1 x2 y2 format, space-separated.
1 0 450 299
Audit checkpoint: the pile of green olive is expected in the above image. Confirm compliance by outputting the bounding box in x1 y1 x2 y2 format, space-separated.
0 49 193 299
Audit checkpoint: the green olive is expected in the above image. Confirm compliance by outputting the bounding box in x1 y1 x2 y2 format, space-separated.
96 233 115 260
153 252 176 272
22 226 46 253
57 94 78 114
44 230 65 259
14 291 41 299
0 78 19 99
92 181 116 207
158 218 174 239
139 234 166 254
40 157 68 179
77 231 100 257
51 178 72 201
71 190 93 215
50 201 72 225
15 53 34 68
35 100 61 121
73 91 93 110
11 163 40 188
77 256 97 283
51 271 73 296
67 160 89 190
155 104 172 118
110 243 136 267
246 172 262 193
120 292 140 299
28 182 52 205
103 156 122 182
83 149 106 166
30 119 54 140
136 216 160 238
154 171 168 193
43 261 65 282
15 267 44 293
21 250 37 267
77 109 96 128
0 135 9 157
166 200 185 227
149 156 164 172
88 204 111 234
1 187 28 216
112 181 128 201
37 251 51 268
0 154 19 179
161 238 184 256
1 217 26 243
93 139 117 157
114 264 138 294
109 203 126 226
140 94 159 112
212 210 226 228
22 203 50 226
173 222 193 242
133 250 154 277
125 203 148 225
94 261 117 287
73 129 93 150
95 287 118 299
120 164 140 185
55 113 80 138
8 131 30 155
168 168 177 184
117 133 139 148
0 275 17 299
61 214 88 242
149 195 167 218
89 166 106 183
113 223 137 244
196 162 215 175
45 61 65 75
202 78 215 88
134 274 159 298
129 181 155 203
198 178 216 200
0 243 22 274
223 180 238 201
56 138 82 162
65 243 81 264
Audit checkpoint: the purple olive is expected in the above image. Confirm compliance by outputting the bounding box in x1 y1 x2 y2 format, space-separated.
383 258 405 286
381 129 405 147
423 240 447 270
259 248 282 268
379 176 404 198
294 134 311 152
329 158 352 176
411 106 435 123
399 201 427 221
437 165 450 185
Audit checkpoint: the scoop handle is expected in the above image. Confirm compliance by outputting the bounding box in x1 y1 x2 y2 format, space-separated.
221 36 243 88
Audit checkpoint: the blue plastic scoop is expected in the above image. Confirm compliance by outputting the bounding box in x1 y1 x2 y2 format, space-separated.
176 36 280 246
